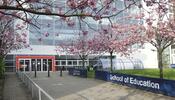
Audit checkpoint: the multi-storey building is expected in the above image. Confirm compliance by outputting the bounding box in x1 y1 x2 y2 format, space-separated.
4 0 159 72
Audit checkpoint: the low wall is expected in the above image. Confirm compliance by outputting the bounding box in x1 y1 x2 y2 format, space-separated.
95 71 175 97
68 69 175 97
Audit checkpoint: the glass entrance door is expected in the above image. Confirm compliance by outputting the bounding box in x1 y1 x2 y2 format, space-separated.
31 59 41 71
42 59 52 71
30 59 52 71
37 59 41 71
19 59 31 72
43 59 48 71
17 56 55 72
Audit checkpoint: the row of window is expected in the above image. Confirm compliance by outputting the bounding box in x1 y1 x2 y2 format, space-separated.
55 60 89 66
5 59 89 67
5 61 15 67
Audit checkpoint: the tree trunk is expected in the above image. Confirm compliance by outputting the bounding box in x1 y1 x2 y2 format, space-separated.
80 55 87 69
82 58 85 69
110 51 113 72
157 50 163 79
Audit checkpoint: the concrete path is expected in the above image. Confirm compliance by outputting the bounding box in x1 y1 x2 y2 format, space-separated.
27 71 104 99
59 82 175 100
28 72 175 100
3 72 32 100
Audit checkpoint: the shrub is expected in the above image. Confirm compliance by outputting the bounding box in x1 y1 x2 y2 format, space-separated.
87 70 95 78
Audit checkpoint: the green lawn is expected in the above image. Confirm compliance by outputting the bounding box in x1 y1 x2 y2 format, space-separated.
113 68 175 80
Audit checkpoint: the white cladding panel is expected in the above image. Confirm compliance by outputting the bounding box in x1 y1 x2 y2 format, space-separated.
9 45 60 55
128 43 158 68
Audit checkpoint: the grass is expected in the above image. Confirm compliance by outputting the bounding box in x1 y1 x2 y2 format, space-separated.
113 68 175 80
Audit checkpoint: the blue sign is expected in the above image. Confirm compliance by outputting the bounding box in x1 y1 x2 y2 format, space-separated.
95 71 109 81
95 71 175 97
68 68 87 78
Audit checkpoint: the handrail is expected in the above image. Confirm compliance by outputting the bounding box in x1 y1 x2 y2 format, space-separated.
17 71 55 100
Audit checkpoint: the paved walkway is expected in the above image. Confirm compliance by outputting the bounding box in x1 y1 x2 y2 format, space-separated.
28 72 175 100
2 72 174 100
27 71 104 99
3 72 32 100
59 82 175 100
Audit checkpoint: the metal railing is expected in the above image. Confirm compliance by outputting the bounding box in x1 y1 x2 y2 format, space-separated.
17 71 55 100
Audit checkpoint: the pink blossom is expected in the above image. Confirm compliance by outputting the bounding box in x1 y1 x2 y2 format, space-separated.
44 32 49 37
67 20 75 27
82 31 88 36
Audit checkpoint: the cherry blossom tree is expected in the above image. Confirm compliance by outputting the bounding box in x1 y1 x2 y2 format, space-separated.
145 21 175 79
143 0 175 78
90 23 144 72
0 14 28 76
58 31 93 69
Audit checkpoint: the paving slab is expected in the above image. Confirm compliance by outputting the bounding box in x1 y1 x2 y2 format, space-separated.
3 72 32 100
27 71 104 99
59 82 174 100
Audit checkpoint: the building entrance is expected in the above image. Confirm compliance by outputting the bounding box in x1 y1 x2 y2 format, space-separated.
31 59 52 71
19 59 52 72
16 56 55 72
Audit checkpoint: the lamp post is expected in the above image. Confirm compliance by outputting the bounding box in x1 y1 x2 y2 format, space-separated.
34 59 37 78
47 59 50 77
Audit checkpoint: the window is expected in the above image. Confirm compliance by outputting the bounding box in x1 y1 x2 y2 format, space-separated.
73 61 77 65
85 61 88 65
61 61 66 65
68 61 72 65
5 55 14 60
56 61 61 66
5 61 14 66
78 61 82 66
